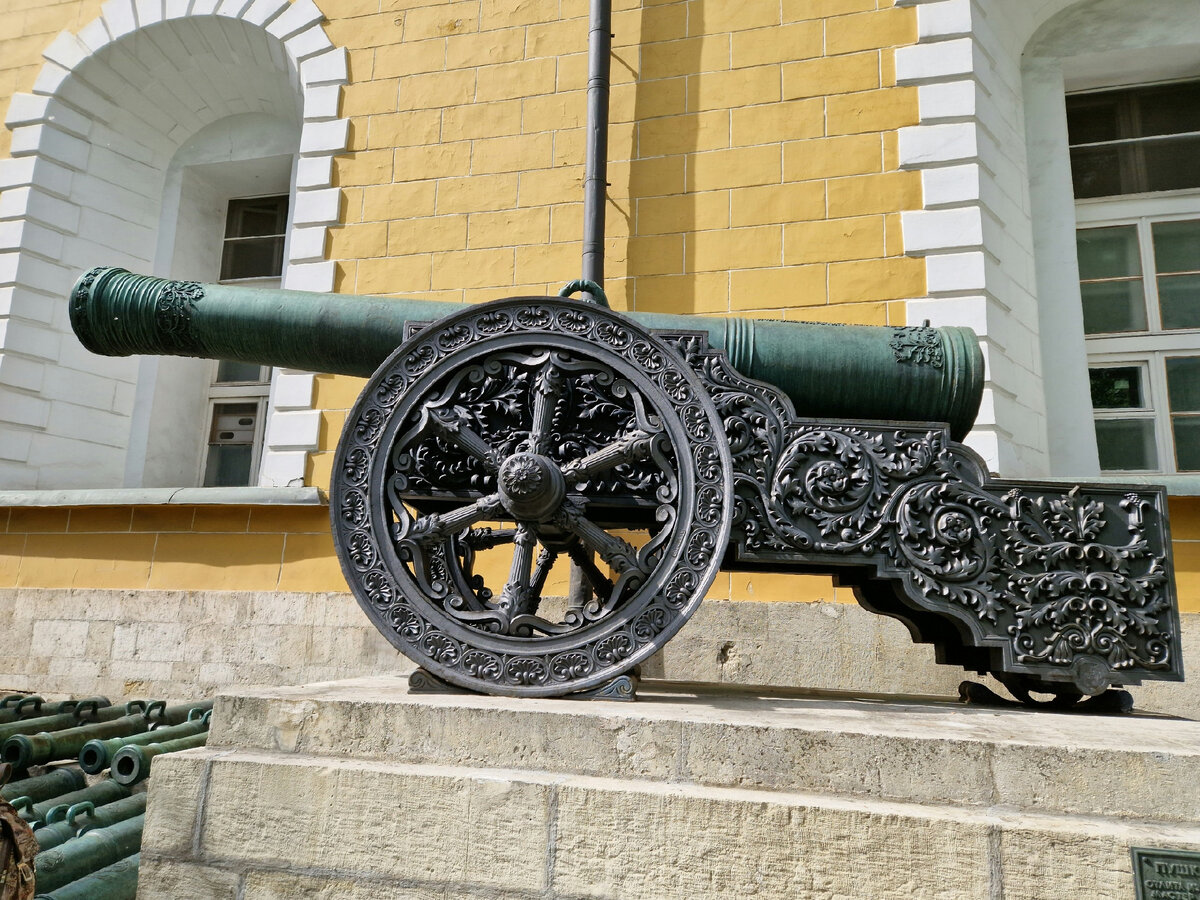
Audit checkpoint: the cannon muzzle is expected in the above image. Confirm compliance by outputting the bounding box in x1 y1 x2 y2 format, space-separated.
71 267 984 439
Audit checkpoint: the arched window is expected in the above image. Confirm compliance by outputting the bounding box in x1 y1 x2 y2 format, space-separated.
0 7 347 490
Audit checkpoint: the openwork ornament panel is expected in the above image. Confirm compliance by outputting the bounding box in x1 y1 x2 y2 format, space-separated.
331 301 732 697
664 333 1182 691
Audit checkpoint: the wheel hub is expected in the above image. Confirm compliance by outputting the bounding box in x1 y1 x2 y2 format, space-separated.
497 452 566 521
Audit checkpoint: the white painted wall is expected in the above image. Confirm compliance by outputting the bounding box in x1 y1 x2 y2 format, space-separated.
897 0 1200 478
0 4 348 490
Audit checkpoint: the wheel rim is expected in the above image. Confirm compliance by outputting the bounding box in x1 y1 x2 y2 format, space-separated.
331 298 732 696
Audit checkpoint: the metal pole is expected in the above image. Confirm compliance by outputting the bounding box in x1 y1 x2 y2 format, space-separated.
581 0 612 302
570 0 614 607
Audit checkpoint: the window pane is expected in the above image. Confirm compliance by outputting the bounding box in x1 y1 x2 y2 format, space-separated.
1137 82 1200 137
1066 93 1122 144
1159 274 1200 330
220 236 285 281
1166 356 1200 412
224 196 288 238
208 402 258 443
1080 280 1147 334
215 360 266 383
1143 136 1200 194
1077 226 1141 279
1089 366 1146 409
1174 417 1200 471
1095 418 1158 471
1069 145 1125 199
1152 220 1200 274
203 445 253 487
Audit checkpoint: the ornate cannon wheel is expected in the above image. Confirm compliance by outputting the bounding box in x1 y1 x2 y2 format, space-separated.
331 298 732 697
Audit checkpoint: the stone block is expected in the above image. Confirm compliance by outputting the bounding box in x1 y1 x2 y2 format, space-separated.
783 52 879 101
141 749 221 856
551 780 992 899
136 858 241 900
198 754 552 891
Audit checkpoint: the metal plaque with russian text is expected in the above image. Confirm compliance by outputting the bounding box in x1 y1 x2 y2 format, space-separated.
1133 848 1200 900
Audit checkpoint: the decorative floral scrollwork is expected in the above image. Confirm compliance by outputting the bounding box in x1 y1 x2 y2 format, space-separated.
330 298 731 697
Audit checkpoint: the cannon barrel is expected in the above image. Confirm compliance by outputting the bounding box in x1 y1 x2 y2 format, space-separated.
0 768 86 804
71 267 984 439
79 717 209 774
109 731 209 786
33 815 143 894
3 702 206 769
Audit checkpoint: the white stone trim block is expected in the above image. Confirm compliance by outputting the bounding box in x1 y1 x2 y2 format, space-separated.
895 38 976 84
291 188 340 225
900 207 983 254
917 0 971 40
898 122 978 167
288 225 326 261
299 118 348 154
282 260 335 292
257 449 308 487
272 372 315 409
101 0 138 40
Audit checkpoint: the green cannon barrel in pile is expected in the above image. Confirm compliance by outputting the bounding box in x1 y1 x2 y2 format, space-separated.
15 779 129 826
0 699 122 744
0 694 44 723
0 767 85 803
34 795 148 852
34 852 139 900
32 815 143 894
110 731 209 786
71 267 985 440
3 702 208 769
79 716 209 774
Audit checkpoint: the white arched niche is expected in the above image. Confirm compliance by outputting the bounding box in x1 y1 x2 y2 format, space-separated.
127 113 300 488
895 0 1200 478
0 3 347 490
1023 0 1200 474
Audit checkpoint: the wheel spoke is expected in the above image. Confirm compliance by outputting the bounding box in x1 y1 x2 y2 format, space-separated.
427 407 502 472
565 541 615 600
555 500 646 577
496 524 537 617
560 430 657 483
528 360 565 455
405 494 504 546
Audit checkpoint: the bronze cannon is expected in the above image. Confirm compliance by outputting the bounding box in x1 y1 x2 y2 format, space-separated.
70 266 1183 705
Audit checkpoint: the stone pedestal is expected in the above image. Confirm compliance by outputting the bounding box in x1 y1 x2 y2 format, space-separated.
137 676 1200 900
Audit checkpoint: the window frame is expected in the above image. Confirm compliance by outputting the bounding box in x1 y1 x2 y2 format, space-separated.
196 194 289 488
1076 194 1200 474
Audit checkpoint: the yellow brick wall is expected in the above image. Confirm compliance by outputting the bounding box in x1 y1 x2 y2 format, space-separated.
0 0 104 159
0 505 344 592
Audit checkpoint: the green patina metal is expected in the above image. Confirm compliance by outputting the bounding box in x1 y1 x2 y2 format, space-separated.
3 702 207 770
33 852 139 900
78 716 209 775
17 781 129 828
71 267 984 440
0 769 85 805
109 731 209 787
0 702 120 747
32 816 142 895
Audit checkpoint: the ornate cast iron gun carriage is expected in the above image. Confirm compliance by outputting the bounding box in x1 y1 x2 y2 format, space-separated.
71 267 1184 705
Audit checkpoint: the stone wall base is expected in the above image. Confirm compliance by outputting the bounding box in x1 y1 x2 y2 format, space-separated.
2 588 1195 717
137 676 1200 900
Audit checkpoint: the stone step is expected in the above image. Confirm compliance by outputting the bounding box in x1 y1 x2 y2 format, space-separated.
209 675 1200 824
136 676 1200 900
142 746 1200 900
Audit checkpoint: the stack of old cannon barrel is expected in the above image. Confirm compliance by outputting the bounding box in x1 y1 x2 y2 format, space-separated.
0 692 212 898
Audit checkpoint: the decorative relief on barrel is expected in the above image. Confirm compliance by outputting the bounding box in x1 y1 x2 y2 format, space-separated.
154 280 205 343
889 326 945 367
